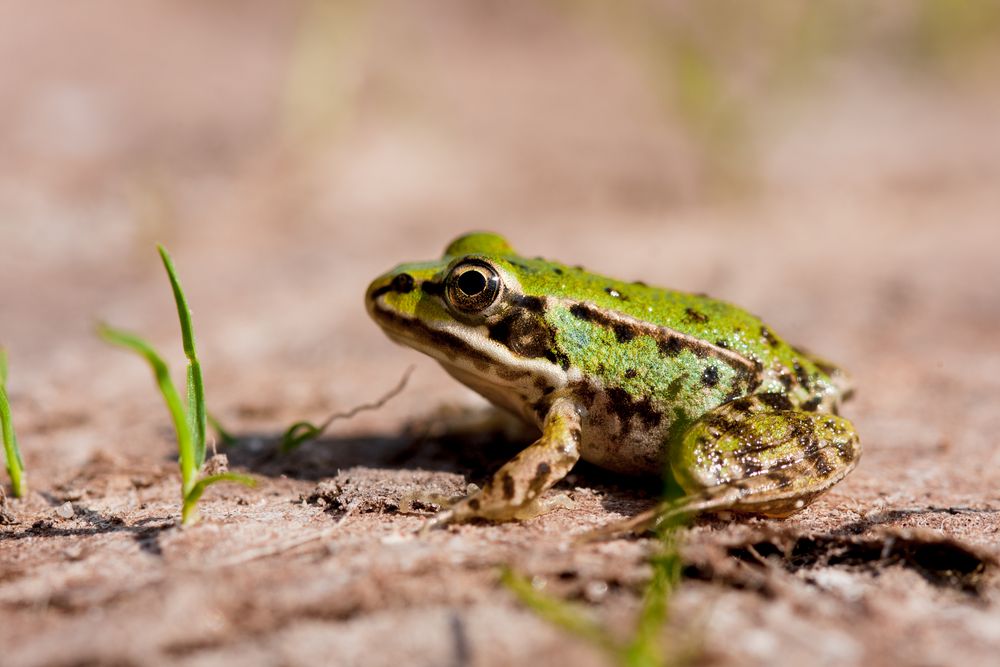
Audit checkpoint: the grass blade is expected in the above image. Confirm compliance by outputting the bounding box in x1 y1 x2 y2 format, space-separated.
181 472 256 525
207 412 235 445
501 568 620 657
98 323 196 496
158 245 207 469
280 366 413 453
0 349 27 497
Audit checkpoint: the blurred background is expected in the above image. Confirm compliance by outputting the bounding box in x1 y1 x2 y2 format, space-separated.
1 0 999 467
3 5 1000 665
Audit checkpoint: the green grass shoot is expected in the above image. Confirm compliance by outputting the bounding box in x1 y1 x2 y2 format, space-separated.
99 245 254 525
279 365 413 453
0 348 27 498
503 504 691 667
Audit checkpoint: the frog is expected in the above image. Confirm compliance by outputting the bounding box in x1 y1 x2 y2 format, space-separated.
365 232 860 533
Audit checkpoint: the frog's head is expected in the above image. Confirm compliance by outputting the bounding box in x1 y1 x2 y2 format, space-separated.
366 232 570 414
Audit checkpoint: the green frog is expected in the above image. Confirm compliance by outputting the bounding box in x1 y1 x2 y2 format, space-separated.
366 232 860 532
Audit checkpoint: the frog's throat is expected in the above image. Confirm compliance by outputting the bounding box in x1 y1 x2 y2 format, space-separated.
370 301 576 395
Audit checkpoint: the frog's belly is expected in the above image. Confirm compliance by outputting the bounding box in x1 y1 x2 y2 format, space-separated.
579 425 666 475
440 362 670 475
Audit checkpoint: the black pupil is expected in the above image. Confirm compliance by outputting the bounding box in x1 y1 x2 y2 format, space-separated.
456 269 487 296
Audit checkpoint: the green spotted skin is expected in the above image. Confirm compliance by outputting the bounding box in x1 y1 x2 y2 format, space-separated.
366 232 860 527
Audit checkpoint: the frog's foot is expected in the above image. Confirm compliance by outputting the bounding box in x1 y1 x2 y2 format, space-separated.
588 395 862 539
420 397 582 531
399 486 476 515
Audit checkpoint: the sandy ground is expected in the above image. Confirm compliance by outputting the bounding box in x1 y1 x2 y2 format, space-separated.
2 2 1000 666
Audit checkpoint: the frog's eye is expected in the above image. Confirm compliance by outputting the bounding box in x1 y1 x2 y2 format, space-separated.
445 259 502 315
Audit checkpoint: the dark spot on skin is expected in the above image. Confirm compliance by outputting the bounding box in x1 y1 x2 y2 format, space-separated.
569 303 593 321
605 286 627 300
528 462 551 496
778 369 794 390
420 280 444 296
632 280 647 287
715 339 730 349
625 368 638 379
572 381 598 408
489 310 560 361
635 396 662 428
834 438 856 463
606 387 635 436
723 387 743 404
502 474 516 500
613 324 636 343
606 387 662 435
740 456 763 477
487 314 515 346
685 308 709 324
512 294 545 313
573 265 586 271
553 267 563 275
665 374 687 400
532 398 552 421
760 326 779 347
768 472 793 488
533 377 555 396
467 498 481 510
658 337 683 356
801 396 823 412
808 449 834 477
543 349 571 370
701 365 720 388
793 361 811 391
758 393 794 411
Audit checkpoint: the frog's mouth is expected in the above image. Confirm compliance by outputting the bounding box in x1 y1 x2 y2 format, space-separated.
366 277 570 396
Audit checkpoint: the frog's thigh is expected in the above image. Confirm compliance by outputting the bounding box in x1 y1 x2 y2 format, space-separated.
434 397 582 526
672 402 861 517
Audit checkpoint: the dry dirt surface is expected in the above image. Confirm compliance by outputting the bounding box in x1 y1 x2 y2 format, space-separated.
2 3 1000 666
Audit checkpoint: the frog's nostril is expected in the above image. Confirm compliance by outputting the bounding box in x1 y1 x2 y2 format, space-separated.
391 273 415 294
368 272 415 302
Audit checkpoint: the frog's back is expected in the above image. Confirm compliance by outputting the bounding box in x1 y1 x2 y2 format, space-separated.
508 260 851 473
514 256 847 401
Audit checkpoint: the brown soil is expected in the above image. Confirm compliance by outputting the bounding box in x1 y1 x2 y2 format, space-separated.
2 3 999 666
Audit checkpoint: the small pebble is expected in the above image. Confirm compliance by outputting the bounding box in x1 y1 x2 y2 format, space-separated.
585 580 609 602
55 502 75 519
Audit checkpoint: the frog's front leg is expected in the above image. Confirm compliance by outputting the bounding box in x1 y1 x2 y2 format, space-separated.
425 397 582 529
600 395 861 536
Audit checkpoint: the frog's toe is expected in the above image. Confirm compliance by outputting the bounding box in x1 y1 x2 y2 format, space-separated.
417 508 456 534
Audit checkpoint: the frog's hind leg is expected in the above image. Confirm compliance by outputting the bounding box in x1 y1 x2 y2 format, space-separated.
422 396 582 530
590 395 861 538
